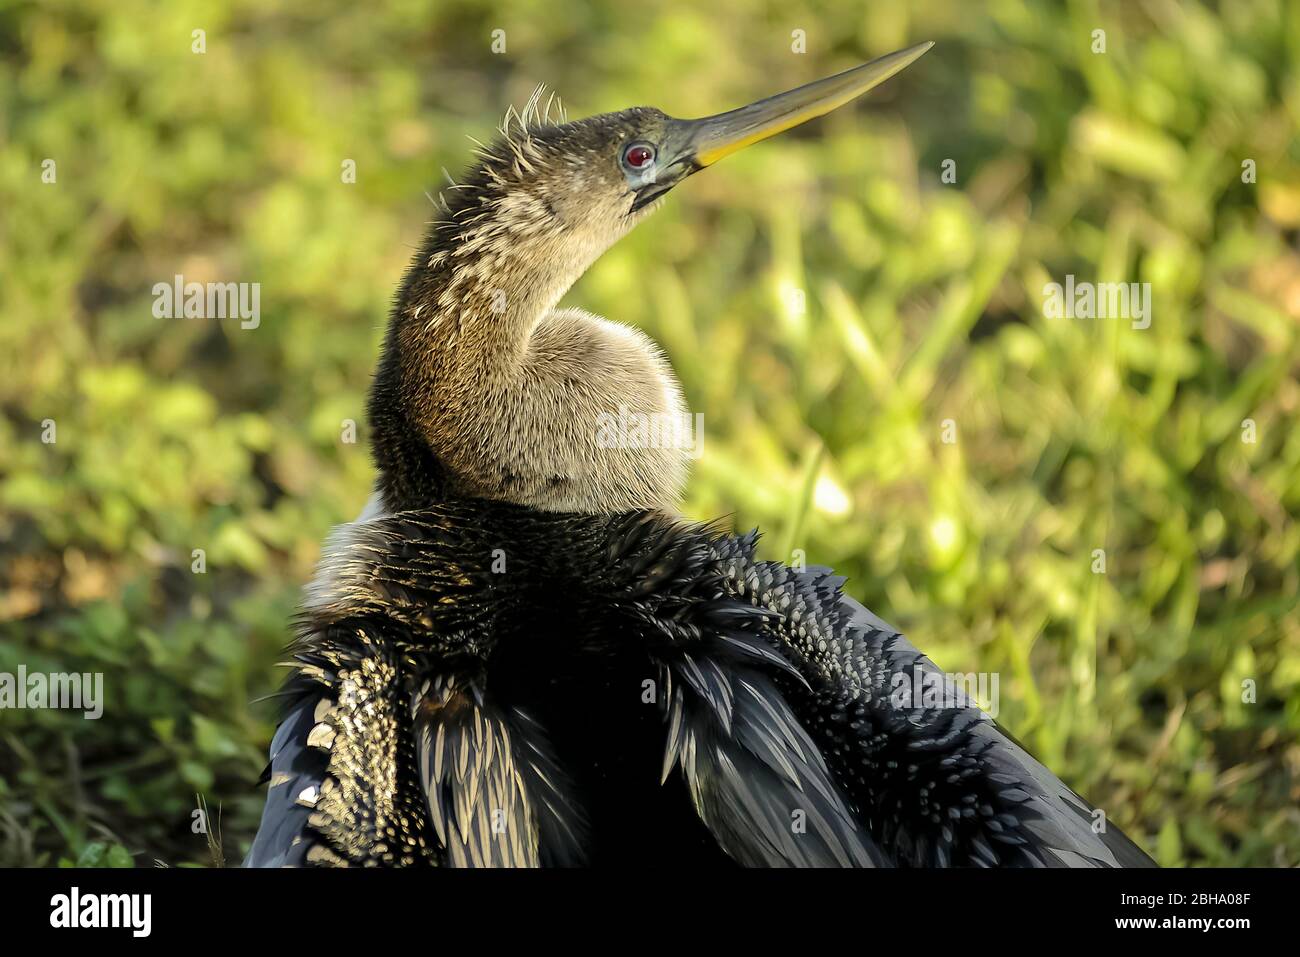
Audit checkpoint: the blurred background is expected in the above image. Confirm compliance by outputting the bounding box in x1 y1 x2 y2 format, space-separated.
2 0 1298 867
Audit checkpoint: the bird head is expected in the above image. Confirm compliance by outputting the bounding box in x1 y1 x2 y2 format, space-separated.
440 42 933 273
617 40 934 214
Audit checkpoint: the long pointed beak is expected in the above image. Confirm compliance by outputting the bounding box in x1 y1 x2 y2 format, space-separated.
628 42 933 212
676 41 933 168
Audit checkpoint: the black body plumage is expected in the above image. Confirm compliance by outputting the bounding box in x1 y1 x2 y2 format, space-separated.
246 499 1153 868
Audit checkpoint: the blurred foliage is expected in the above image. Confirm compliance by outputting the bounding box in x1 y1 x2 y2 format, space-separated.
1 0 1299 867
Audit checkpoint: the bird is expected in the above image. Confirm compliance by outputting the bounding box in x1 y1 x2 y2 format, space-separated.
246 42 1155 868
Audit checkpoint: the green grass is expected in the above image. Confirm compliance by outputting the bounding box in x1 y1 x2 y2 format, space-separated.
2 0 1298 867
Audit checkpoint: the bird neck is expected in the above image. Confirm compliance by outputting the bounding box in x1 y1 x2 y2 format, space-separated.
367 206 595 511
366 130 687 516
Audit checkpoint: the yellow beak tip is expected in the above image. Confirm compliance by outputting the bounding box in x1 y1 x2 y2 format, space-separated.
685 41 935 168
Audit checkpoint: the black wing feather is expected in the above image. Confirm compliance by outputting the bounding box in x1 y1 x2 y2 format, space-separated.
412 673 588 868
244 690 331 867
710 538 1155 868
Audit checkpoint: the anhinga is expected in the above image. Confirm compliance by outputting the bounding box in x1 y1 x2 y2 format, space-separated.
247 42 1154 868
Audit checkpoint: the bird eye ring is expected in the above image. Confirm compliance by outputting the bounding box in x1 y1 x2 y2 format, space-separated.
622 142 656 171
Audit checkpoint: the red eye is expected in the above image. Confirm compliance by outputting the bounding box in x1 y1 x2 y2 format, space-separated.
623 143 655 170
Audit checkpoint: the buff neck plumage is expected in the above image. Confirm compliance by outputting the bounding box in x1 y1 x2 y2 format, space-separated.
367 97 689 515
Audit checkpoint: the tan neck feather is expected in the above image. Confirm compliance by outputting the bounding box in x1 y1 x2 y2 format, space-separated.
393 225 690 514
373 108 693 515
